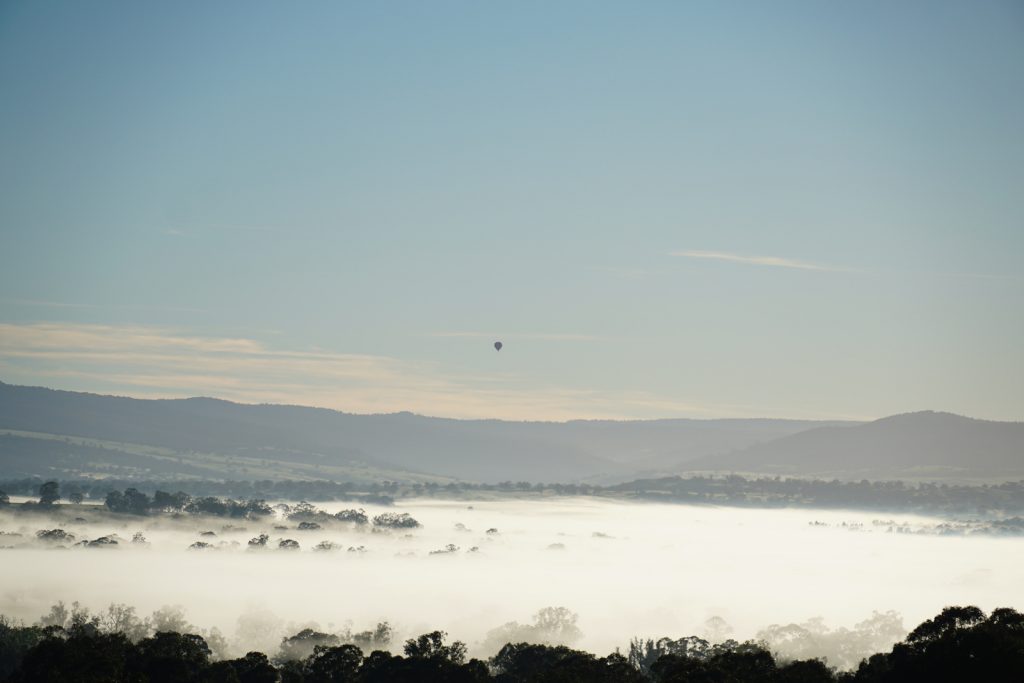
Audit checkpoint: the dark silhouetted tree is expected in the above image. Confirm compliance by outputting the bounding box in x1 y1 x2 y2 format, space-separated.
132 631 211 683
0 618 42 680
224 651 279 683
38 481 60 506
404 631 467 664
303 643 363 682
9 629 134 682
373 512 421 529
851 605 1024 683
278 628 340 663
777 658 834 683
336 508 368 525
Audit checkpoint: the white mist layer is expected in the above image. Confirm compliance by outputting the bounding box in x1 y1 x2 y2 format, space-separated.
1 497 1022 661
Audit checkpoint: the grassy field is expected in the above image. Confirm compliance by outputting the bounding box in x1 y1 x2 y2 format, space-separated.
0 429 457 485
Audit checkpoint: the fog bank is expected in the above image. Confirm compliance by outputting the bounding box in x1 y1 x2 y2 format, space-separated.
2 497 1021 666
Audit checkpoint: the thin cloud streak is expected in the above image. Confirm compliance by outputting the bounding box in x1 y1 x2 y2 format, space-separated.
671 250 855 272
0 322 803 421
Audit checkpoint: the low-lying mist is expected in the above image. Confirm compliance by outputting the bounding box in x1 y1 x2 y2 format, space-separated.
2 497 1021 668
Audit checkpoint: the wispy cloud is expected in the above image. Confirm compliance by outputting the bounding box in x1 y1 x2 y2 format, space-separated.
671 250 855 272
0 322 764 421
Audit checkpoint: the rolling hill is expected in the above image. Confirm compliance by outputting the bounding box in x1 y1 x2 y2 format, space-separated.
681 411 1024 479
3 383 1019 483
0 381 830 483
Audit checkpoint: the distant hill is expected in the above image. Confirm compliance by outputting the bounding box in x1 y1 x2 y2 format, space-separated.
0 381 830 483
683 411 1024 479
5 383 1016 483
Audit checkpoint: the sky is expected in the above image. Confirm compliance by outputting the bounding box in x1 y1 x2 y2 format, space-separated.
1 1 1022 422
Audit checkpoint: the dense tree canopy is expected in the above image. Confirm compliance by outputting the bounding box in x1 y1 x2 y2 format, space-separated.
37 481 60 506
99 488 273 518
3 475 1022 519
0 605 1020 682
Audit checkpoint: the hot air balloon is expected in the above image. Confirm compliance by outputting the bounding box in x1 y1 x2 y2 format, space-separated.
494 341 503 351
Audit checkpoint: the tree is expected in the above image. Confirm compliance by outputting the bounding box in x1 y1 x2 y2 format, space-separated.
356 650 402 683
905 605 985 649
36 529 75 544
352 622 392 651
225 651 278 683
187 496 228 516
849 605 1024 683
482 607 582 655
248 534 269 548
288 501 320 520
153 490 191 512
533 607 582 644
777 659 834 683
103 488 157 514
372 512 421 529
303 643 363 682
702 616 735 643
278 628 340 663
758 611 904 671
38 602 71 629
244 498 273 517
628 636 712 673
0 617 42 681
491 643 579 680
203 660 243 683
122 488 152 515
132 631 211 683
150 606 192 634
335 508 369 525
105 490 125 513
10 629 134 682
38 481 60 506
492 643 643 683
403 631 467 664
98 604 149 643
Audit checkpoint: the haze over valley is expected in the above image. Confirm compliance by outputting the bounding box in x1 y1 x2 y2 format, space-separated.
1 1 1022 680
3 495 1022 671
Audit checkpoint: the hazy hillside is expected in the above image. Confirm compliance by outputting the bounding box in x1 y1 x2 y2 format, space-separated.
0 382 828 483
683 411 1024 479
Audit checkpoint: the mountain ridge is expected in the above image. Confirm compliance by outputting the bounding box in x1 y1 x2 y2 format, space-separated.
681 409 1024 478
0 381 838 482
2 381 1021 483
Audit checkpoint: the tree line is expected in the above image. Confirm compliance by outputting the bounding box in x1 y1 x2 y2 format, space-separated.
0 482 424 530
0 605 1021 682
8 475 1024 518
3 476 1023 516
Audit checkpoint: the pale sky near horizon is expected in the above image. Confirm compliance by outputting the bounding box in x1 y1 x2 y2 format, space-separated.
1 2 1022 421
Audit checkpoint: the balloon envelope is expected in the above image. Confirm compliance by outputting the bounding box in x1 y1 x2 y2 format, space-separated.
494 341 503 351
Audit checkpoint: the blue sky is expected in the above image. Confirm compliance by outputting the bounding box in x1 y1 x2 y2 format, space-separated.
1 1 1022 421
